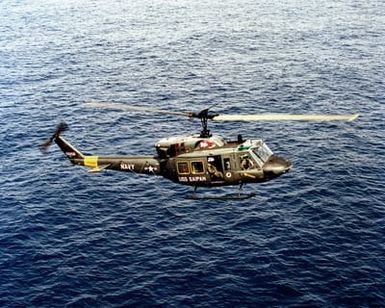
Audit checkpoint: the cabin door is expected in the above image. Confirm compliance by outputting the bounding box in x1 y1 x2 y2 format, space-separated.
207 155 224 182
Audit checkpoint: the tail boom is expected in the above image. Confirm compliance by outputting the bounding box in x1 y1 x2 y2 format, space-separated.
55 136 161 175
45 122 161 176
82 156 161 175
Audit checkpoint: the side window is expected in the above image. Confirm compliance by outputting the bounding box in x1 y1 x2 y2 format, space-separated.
177 162 189 174
224 158 231 171
191 161 204 174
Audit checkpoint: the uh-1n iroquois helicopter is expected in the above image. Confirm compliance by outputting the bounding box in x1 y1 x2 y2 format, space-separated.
41 101 359 199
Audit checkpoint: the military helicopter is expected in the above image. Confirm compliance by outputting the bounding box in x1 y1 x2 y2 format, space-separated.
41 101 358 199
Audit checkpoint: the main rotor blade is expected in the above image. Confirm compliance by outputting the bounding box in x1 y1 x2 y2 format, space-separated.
84 100 190 117
213 114 359 122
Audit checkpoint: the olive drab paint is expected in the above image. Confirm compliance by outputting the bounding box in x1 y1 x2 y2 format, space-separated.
44 103 357 195
51 124 292 189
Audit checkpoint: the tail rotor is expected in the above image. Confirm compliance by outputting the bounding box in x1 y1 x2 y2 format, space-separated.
40 121 69 152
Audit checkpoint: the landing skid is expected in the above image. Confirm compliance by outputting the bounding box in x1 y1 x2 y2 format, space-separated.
187 185 256 200
187 192 256 200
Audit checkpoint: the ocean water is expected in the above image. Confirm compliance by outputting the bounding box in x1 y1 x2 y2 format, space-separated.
1 0 385 306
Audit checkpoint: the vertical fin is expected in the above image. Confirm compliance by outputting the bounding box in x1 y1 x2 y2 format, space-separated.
55 136 84 163
41 122 84 164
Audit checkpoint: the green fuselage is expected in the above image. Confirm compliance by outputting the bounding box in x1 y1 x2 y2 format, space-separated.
55 135 292 188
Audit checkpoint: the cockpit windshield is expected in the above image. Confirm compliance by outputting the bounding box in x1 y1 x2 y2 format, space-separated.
251 143 273 164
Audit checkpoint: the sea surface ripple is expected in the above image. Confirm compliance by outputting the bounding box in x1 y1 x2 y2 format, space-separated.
1 0 385 306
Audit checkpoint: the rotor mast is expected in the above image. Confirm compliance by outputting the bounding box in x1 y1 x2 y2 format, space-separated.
188 108 219 138
200 116 210 138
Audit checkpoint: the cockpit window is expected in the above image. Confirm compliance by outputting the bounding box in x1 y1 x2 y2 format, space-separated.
252 143 273 164
240 155 255 170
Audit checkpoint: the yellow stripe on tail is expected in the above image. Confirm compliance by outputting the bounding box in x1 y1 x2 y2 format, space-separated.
84 156 98 168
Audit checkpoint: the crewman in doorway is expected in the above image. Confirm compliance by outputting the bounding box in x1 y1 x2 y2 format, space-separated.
207 163 223 180
241 155 254 170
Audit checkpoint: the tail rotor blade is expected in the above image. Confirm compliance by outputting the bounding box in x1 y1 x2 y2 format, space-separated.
40 121 69 152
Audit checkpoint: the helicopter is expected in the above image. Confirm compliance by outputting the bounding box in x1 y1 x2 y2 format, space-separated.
41 101 359 199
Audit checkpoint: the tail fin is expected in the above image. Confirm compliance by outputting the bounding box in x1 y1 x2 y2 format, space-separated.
41 122 84 163
55 135 84 162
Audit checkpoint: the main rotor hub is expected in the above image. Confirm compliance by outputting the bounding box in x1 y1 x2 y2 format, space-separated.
188 108 219 138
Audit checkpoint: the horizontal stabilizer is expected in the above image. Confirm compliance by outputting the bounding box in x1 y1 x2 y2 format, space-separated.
87 164 110 173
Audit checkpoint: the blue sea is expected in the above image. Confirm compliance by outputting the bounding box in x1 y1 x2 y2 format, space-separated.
1 0 385 306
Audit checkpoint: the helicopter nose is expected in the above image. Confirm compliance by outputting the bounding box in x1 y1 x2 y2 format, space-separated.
263 155 292 175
